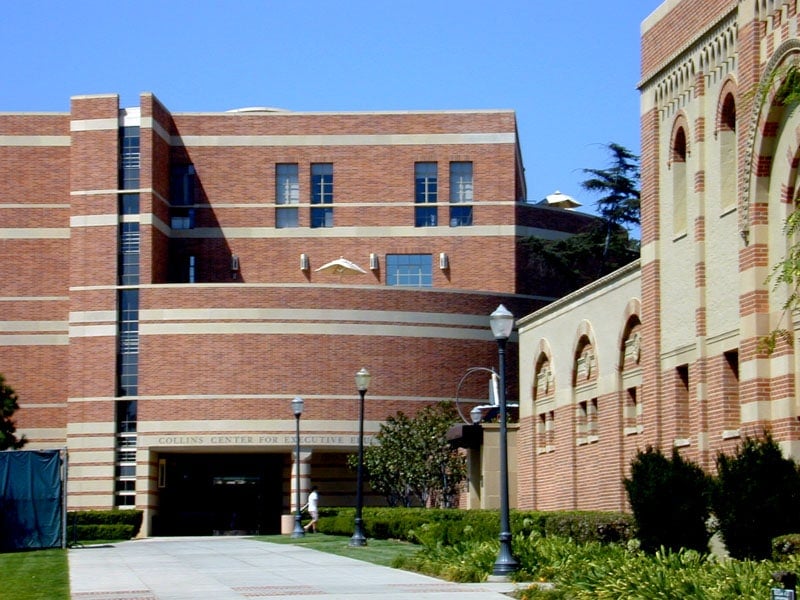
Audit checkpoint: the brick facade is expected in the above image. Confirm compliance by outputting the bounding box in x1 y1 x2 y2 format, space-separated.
1 94 596 534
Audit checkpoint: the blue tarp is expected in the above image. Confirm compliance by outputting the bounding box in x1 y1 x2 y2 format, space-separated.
0 449 64 551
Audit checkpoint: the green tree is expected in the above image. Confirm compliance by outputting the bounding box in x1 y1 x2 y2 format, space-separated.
520 143 640 296
351 402 466 508
581 142 641 230
711 433 800 560
624 446 711 554
0 375 27 450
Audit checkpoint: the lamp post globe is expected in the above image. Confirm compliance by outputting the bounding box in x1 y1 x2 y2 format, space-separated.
350 367 371 547
291 396 305 538
489 305 519 576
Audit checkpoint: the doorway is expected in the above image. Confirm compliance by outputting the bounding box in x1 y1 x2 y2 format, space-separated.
155 453 284 536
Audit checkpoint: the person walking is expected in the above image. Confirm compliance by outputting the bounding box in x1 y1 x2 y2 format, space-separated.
302 486 319 533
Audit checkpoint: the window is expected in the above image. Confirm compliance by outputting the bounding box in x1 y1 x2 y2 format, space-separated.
120 194 139 215
118 290 139 397
449 162 473 202
119 223 140 285
386 254 432 287
672 126 688 236
675 364 690 443
276 163 299 228
449 205 473 227
170 165 196 206
311 163 334 228
311 163 333 203
415 162 438 226
119 126 140 190
624 386 642 435
449 162 473 226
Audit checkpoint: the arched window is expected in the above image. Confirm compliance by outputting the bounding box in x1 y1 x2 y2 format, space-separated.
573 335 598 444
672 126 688 236
719 92 737 212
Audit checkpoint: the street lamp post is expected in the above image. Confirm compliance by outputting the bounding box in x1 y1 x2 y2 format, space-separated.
291 396 305 538
489 305 520 576
350 367 371 547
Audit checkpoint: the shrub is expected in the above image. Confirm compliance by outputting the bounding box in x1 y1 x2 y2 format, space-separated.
66 509 143 542
712 433 800 560
773 534 800 559
317 506 633 546
624 446 711 554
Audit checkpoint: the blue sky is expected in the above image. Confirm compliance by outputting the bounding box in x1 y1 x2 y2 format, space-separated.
2 1 663 213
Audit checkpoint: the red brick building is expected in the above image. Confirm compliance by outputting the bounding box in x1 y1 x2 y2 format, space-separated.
0 93 595 534
517 0 800 511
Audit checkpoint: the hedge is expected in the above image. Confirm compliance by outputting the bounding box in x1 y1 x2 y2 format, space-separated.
67 509 143 542
317 507 633 545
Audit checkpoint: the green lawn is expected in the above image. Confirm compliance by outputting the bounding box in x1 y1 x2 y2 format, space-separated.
254 533 420 567
0 548 70 600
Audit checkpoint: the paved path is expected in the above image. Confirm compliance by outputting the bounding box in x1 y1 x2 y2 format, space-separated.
68 536 522 599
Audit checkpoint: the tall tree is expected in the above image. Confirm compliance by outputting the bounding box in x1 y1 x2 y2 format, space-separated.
520 143 640 296
581 142 641 230
351 402 466 508
0 374 27 450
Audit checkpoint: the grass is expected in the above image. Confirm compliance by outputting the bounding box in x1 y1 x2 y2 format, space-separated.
253 533 421 567
0 548 70 600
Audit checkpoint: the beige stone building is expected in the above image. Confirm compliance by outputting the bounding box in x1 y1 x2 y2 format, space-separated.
516 0 800 510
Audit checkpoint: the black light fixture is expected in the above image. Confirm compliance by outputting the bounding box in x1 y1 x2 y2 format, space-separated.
291 396 305 538
349 367 371 547
489 305 520 576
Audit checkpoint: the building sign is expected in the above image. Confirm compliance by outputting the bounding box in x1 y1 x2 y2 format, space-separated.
144 434 375 447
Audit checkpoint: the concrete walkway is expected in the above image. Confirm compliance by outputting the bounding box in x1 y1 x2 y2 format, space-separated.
68 536 523 599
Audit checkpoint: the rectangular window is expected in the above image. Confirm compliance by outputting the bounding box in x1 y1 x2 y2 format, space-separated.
311 207 334 228
675 364 690 442
120 126 140 190
449 205 473 227
119 223 140 285
311 163 333 204
449 162 473 202
120 194 140 215
311 163 334 228
170 208 196 230
118 290 139 397
386 254 433 287
276 163 299 228
170 165 196 206
449 162 473 226
415 162 438 227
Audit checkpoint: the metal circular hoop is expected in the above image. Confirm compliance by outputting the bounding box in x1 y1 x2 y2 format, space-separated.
454 366 498 424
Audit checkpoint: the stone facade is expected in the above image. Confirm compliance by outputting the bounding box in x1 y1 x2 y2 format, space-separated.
517 0 800 510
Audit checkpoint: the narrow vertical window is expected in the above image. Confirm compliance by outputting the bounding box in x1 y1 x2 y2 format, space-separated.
415 162 438 227
675 364 690 441
276 163 299 228
672 127 688 236
119 126 140 190
719 94 737 212
310 163 334 228
449 161 473 226
722 350 740 432
119 222 140 285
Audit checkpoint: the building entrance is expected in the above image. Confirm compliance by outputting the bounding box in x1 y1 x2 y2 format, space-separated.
154 453 285 536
